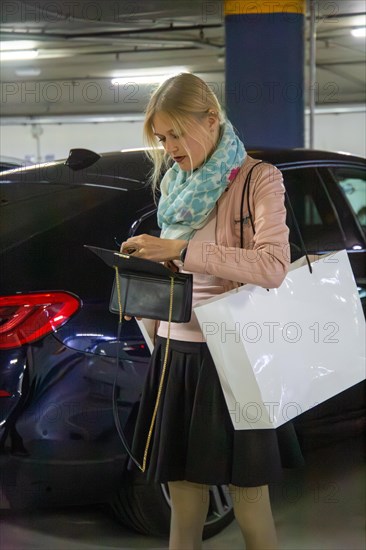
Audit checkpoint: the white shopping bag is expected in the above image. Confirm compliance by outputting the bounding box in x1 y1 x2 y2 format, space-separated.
194 250 366 430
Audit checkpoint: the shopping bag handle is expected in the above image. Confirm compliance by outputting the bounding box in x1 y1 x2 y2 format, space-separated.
240 162 312 274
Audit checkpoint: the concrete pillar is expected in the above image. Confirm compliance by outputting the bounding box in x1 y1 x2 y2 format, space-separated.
225 0 306 148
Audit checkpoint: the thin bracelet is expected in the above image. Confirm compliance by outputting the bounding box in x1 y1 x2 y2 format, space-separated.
179 246 188 263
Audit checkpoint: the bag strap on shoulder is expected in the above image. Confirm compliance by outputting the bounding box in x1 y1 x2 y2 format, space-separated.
239 162 263 249
240 161 312 274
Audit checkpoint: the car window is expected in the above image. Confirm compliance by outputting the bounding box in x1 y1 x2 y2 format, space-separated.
330 168 366 231
282 167 345 253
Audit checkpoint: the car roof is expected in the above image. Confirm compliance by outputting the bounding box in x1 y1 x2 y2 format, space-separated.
249 148 365 167
0 147 364 187
0 150 152 188
0 156 33 172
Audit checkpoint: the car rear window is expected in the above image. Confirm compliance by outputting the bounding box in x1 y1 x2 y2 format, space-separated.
0 181 127 253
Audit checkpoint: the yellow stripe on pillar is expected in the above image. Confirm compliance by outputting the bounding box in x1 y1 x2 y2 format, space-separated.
224 1 306 15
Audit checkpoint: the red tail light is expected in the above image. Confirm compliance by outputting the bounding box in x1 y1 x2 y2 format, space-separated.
0 292 80 350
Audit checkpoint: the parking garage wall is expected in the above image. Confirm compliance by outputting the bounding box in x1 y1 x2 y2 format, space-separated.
0 108 365 163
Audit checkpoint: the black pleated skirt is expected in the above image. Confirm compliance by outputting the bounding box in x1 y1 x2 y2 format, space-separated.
129 336 304 487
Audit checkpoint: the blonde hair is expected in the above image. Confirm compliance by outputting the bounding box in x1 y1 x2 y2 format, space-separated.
143 73 225 195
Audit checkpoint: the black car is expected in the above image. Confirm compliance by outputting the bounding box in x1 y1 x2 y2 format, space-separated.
0 156 32 172
0 148 365 538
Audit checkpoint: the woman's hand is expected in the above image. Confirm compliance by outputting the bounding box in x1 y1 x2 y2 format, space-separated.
120 234 187 263
124 315 142 321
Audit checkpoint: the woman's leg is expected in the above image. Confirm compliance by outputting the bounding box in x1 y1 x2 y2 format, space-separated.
168 480 210 550
229 484 278 550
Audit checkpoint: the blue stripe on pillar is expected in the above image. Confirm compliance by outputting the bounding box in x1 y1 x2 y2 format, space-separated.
225 12 305 148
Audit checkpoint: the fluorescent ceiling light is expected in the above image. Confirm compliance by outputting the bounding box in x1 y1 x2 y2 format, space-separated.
111 75 168 85
0 40 37 51
1 50 38 61
351 27 366 37
15 68 41 76
111 68 187 86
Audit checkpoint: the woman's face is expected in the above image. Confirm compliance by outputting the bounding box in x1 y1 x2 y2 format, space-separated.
152 111 219 172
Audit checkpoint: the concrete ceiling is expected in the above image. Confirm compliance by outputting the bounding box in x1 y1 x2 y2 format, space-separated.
0 0 365 118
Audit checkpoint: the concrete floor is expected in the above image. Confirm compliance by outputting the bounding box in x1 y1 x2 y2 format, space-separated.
0 437 364 550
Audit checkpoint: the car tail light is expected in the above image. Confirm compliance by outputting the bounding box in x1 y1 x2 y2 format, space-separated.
0 390 12 397
0 292 80 350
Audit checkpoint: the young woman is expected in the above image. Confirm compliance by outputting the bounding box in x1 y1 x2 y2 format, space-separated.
121 73 303 550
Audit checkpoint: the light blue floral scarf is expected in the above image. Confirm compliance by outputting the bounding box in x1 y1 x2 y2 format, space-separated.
157 120 246 241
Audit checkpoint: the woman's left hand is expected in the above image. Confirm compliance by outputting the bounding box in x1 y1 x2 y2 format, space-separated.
120 234 187 262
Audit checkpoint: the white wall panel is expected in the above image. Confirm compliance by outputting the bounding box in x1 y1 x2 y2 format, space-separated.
0 121 145 163
1 110 365 163
304 111 366 158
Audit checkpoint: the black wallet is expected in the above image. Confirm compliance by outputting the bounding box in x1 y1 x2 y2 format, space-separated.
85 245 193 323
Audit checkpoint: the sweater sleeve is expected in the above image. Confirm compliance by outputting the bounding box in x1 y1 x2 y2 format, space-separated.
183 164 290 289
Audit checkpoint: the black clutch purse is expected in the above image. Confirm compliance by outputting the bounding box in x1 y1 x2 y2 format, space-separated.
85 245 193 323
